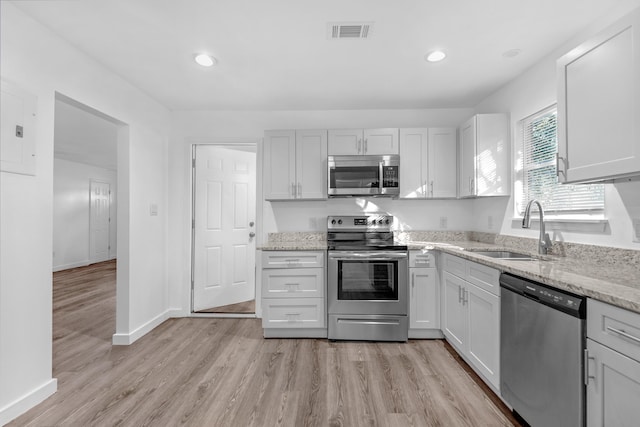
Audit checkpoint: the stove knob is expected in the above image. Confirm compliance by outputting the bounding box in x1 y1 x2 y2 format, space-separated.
385 219 390 224
331 219 336 225
337 219 343 225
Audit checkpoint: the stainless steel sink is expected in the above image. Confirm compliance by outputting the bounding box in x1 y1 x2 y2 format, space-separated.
471 250 535 260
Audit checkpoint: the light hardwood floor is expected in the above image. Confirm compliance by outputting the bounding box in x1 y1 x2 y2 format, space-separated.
10 261 520 426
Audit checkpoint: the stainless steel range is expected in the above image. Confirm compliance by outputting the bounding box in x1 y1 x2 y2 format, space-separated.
327 215 408 341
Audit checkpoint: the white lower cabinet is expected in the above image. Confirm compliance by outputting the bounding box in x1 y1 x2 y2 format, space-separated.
441 254 500 391
261 251 326 338
586 299 640 426
262 298 325 328
409 251 441 338
442 272 468 349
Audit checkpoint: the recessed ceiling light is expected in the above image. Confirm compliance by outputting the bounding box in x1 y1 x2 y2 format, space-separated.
425 50 446 62
502 49 521 58
194 54 216 67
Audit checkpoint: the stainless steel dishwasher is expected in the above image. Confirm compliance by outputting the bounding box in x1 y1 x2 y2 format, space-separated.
500 273 586 427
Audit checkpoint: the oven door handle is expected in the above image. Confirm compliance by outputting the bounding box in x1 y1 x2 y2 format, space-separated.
328 252 408 260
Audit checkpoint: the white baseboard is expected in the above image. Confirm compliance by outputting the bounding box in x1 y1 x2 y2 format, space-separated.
112 309 182 345
52 260 89 272
0 378 57 426
408 329 444 339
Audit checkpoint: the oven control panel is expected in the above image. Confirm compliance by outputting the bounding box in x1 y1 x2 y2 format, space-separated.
327 215 394 231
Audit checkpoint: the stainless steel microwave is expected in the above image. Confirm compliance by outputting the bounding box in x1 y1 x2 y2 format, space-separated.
328 155 400 197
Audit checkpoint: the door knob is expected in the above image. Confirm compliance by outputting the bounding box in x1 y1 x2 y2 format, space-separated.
249 221 255 227
249 232 256 238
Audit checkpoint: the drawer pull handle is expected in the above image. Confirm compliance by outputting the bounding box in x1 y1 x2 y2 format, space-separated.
285 313 301 316
606 326 640 345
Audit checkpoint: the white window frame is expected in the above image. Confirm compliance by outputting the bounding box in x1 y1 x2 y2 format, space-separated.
514 104 606 222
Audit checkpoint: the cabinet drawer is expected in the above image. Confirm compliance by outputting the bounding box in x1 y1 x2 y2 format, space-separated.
262 268 324 298
410 251 436 268
442 253 466 279
262 251 325 268
262 298 326 328
588 299 640 362
466 261 500 296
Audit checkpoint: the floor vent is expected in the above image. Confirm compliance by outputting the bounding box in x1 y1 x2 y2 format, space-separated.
328 22 373 39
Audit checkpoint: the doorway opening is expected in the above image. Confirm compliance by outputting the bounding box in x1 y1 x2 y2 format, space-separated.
191 143 257 316
53 92 129 344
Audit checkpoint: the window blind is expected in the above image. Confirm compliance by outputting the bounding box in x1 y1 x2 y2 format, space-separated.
518 106 604 214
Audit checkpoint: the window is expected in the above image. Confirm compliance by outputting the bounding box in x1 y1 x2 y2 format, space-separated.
516 105 605 215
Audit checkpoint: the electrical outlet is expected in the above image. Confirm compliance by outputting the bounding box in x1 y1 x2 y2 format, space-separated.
439 216 448 229
488 215 494 230
633 218 640 243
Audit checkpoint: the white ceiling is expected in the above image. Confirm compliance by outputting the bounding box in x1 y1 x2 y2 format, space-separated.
11 0 633 111
54 98 119 170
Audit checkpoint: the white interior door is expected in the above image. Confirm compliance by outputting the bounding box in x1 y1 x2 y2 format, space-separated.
89 180 111 263
193 145 256 311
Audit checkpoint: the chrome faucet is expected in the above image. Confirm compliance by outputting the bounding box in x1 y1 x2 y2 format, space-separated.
522 200 553 255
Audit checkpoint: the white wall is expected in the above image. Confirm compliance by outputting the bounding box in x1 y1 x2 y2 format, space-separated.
0 3 170 424
168 108 475 313
53 158 117 271
473 1 640 250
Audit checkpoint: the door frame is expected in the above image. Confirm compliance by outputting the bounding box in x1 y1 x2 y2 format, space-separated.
190 140 261 318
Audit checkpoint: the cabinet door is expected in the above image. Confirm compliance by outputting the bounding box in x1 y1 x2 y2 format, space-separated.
458 117 476 197
441 272 468 352
475 114 510 196
410 267 438 330
587 338 640 427
427 128 457 198
399 128 427 198
264 130 296 200
328 129 363 155
295 130 327 199
466 282 500 390
363 128 399 154
558 9 640 183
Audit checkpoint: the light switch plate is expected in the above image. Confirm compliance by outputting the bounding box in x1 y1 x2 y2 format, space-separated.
150 203 158 216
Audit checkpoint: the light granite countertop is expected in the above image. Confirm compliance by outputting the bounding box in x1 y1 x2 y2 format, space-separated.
259 231 640 314
407 240 640 315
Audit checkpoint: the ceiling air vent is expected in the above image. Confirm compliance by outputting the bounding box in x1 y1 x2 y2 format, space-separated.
328 22 373 39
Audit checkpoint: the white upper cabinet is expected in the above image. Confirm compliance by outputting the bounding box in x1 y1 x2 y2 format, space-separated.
399 128 457 199
458 114 510 198
363 128 399 155
557 8 640 183
328 128 399 155
399 128 428 198
263 130 327 200
295 130 328 199
263 130 296 200
429 128 458 198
